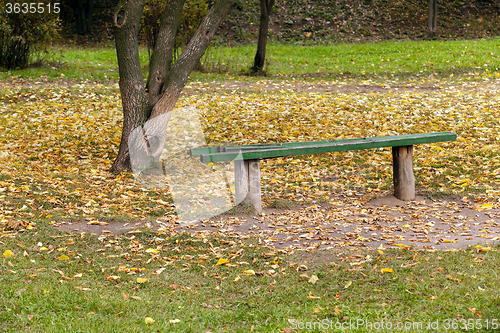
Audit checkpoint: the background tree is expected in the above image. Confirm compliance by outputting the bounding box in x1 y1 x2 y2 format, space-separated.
71 0 95 34
428 0 437 38
251 0 274 74
110 0 233 173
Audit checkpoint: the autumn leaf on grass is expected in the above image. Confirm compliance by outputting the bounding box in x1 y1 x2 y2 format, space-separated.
308 275 319 284
145 248 160 254
477 246 492 253
445 275 462 282
74 286 91 291
153 267 166 275
468 307 482 317
145 317 155 324
106 274 121 281
216 258 229 266
169 319 180 324
344 280 352 289
234 275 241 282
137 277 149 284
243 269 256 275
2 250 13 258
313 307 323 313
380 268 394 274
58 254 69 261
307 292 321 300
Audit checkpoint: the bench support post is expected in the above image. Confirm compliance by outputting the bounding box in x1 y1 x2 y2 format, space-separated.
234 159 262 213
392 145 415 201
234 160 249 205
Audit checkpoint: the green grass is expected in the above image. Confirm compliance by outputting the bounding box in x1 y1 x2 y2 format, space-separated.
1 225 499 332
1 38 500 332
0 45 149 83
200 38 500 79
2 38 499 83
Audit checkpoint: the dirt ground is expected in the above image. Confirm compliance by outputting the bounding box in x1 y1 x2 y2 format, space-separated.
56 193 500 251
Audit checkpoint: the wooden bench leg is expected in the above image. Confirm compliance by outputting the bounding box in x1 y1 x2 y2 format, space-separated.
247 159 262 213
234 160 249 205
234 159 262 213
392 145 415 201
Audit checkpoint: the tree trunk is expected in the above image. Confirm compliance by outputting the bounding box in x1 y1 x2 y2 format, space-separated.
76 0 88 34
109 0 149 173
428 0 437 38
110 0 233 174
252 0 274 74
86 0 94 33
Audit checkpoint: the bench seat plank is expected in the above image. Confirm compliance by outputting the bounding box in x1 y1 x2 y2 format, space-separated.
198 132 457 163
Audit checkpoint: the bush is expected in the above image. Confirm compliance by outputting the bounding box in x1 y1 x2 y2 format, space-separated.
0 0 59 69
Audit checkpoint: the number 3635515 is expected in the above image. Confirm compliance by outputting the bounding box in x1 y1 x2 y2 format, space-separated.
5 3 60 14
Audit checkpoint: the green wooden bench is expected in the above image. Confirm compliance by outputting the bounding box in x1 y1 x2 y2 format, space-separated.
190 131 457 213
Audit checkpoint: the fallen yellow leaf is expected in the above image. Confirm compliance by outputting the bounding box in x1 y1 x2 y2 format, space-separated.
308 275 319 284
344 280 352 289
307 292 321 299
234 275 241 282
478 247 492 253
136 277 149 283
381 268 394 273
145 317 155 324
243 269 256 275
58 255 69 261
2 250 13 258
107 275 121 281
145 248 160 254
313 306 323 313
216 258 229 265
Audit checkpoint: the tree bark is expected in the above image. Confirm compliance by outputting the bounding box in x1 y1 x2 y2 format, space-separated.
110 0 233 174
428 0 437 38
252 0 274 74
110 0 149 173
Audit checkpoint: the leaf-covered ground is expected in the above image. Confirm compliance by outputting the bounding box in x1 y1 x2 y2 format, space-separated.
2 77 500 332
1 76 500 250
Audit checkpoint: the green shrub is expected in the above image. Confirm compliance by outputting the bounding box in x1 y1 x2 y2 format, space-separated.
0 0 59 69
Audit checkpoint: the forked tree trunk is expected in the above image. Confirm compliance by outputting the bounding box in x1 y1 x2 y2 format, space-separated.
252 0 275 74
110 0 233 173
428 0 437 38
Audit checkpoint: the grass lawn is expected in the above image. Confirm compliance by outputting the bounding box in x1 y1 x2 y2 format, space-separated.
1 38 500 332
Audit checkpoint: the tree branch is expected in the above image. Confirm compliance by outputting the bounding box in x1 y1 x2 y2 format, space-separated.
146 0 186 107
154 0 233 112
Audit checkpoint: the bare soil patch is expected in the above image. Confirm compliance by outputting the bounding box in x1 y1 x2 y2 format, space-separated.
56 193 500 252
